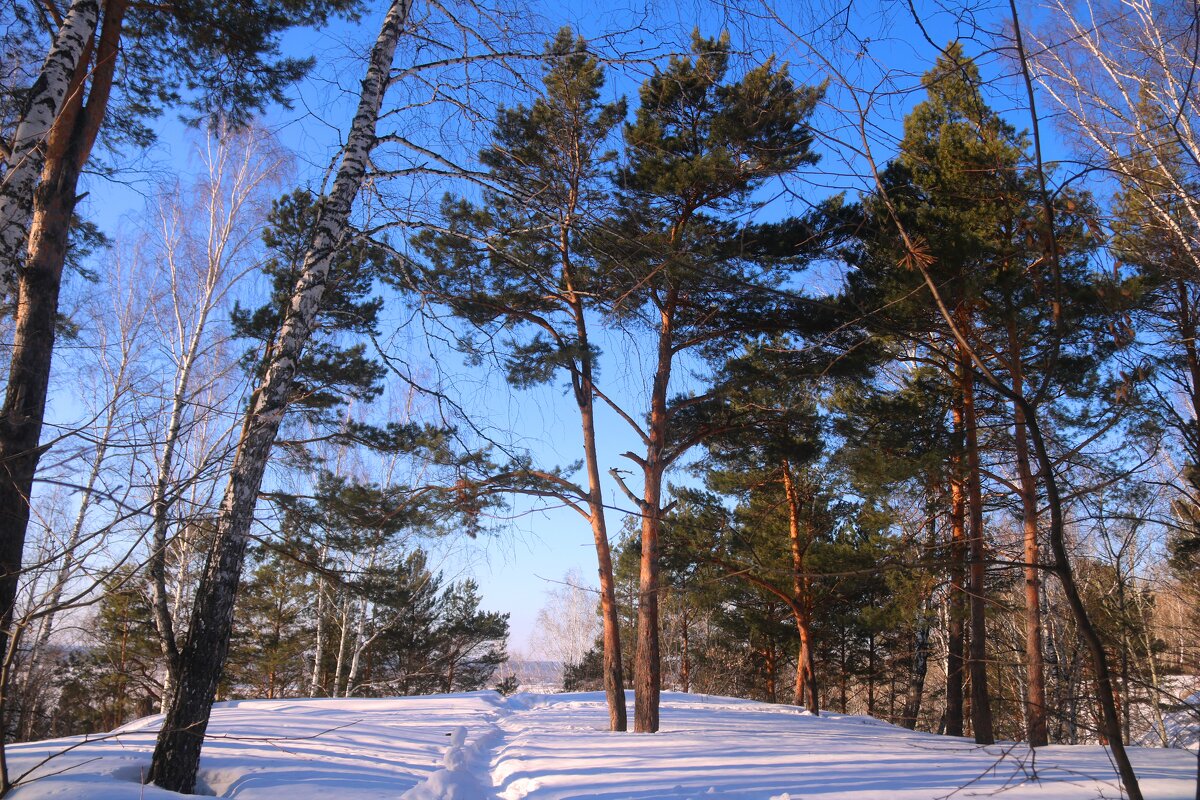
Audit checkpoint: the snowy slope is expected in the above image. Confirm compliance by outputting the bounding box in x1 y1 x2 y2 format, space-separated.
5 691 1195 799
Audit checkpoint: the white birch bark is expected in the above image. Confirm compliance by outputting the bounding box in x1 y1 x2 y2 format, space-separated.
0 0 99 305
342 543 382 697
344 593 369 697
146 130 278 698
332 596 354 696
150 2 413 790
309 547 328 696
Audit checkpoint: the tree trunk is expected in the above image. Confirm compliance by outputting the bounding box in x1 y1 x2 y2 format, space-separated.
0 4 124 790
634 467 662 732
344 593 370 698
902 485 939 731
867 632 876 717
1006 323 1048 747
17 369 117 739
947 404 966 738
147 2 411 791
679 603 690 694
332 600 350 697
0 0 99 303
575 347 626 731
901 597 933 730
1178 280 1200 453
309 562 327 697
763 643 777 703
781 463 818 714
147 266 228 696
960 337 995 745
1018 395 1144 798
632 293 675 733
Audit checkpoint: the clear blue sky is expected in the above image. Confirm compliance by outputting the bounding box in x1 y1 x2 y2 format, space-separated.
66 0 1031 654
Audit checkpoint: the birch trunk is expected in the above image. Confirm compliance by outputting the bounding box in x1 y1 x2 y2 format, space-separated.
309 551 328 696
147 2 411 790
0 0 99 304
333 599 351 696
901 597 933 730
344 591 371 697
0 5 126 791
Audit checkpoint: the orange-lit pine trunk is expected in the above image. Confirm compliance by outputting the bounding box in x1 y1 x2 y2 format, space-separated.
578 380 627 731
0 8 124 792
1006 320 1047 747
782 462 819 713
633 289 675 733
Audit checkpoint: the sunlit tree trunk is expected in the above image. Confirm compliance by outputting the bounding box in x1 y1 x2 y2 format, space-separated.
782 463 818 714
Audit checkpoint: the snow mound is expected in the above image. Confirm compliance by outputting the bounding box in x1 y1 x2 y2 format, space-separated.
400 724 500 800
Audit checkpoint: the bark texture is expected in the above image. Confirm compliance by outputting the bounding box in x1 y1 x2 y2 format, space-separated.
147 1 411 791
566 229 625 731
961 348 994 745
1008 329 1048 748
946 408 966 738
0 4 125 790
0 0 99 304
631 294 676 733
782 463 818 713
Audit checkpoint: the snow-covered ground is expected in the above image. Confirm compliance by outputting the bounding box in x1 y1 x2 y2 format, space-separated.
5 691 1196 799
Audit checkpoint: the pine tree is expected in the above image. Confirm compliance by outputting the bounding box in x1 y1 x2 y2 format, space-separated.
852 44 1040 744
228 547 312 699
693 340 827 711
231 189 390 428
414 28 630 729
436 579 509 693
604 31 823 732
831 370 952 730
853 42 1124 749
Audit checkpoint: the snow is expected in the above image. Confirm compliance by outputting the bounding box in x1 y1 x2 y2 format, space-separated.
5 691 1195 799
1156 689 1200 751
1132 676 1200 752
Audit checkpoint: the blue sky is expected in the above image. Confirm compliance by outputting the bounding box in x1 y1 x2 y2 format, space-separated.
60 0 1037 653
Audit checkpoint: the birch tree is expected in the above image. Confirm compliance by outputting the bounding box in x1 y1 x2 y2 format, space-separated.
0 0 98 304
148 0 414 790
0 0 360 782
1031 0 1200 590
143 127 285 710
7 245 149 742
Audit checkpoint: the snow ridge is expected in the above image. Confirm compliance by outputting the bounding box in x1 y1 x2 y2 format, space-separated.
400 719 504 800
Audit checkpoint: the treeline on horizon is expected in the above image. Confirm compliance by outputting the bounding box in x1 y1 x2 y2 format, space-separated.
0 1 1198 797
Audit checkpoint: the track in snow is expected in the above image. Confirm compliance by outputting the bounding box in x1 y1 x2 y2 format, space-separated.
4 691 1196 799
